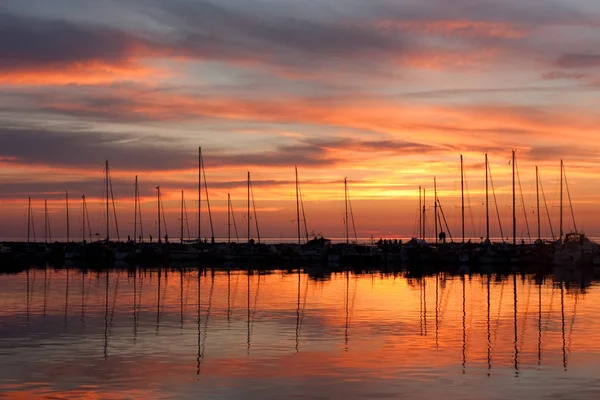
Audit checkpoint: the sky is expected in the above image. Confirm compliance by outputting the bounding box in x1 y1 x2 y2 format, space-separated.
1 0 599 242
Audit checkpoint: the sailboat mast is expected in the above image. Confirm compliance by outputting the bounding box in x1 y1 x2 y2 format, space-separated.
485 153 489 241
423 188 426 241
228 193 231 244
461 154 465 243
560 159 564 240
82 195 85 242
536 166 541 241
434 177 438 244
27 197 31 243
180 190 184 244
66 190 70 243
512 150 516 246
345 178 349 245
134 176 138 243
296 166 301 245
198 146 202 240
44 199 48 244
418 186 422 240
105 160 110 242
156 186 161 243
247 172 251 243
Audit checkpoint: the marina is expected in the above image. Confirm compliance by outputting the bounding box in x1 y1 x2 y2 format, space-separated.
1 151 597 276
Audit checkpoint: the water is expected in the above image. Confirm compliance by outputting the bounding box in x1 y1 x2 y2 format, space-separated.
1 268 600 399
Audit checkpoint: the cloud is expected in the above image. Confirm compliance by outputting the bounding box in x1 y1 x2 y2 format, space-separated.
556 54 600 69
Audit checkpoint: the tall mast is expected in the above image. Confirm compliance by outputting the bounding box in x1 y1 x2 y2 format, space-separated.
82 195 85 242
434 178 438 245
105 160 110 242
418 186 422 240
296 166 301 245
485 153 489 242
345 178 349 245
198 146 202 240
27 197 31 243
423 188 426 241
512 150 516 246
156 186 161 243
228 193 231 244
66 190 70 243
44 199 48 244
536 166 541 241
461 154 465 243
560 159 564 240
180 190 184 244
247 171 251 243
134 176 138 243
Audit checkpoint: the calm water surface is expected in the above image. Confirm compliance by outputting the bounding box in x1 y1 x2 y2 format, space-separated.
1 267 600 399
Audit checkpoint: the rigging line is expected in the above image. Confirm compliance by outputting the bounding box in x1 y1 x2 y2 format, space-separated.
488 161 505 242
201 154 215 240
30 202 37 243
538 171 556 241
109 169 120 241
563 165 578 233
230 198 240 243
183 193 191 240
250 179 261 243
160 193 169 239
515 157 531 242
96 169 106 239
347 188 358 243
137 184 144 242
299 182 309 242
437 199 454 243
462 167 477 239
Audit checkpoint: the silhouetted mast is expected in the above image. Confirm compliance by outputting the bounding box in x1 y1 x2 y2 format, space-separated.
66 190 70 243
200 149 215 242
228 193 231 243
560 159 563 240
198 146 202 240
434 177 438 244
82 195 86 242
345 178 349 244
485 153 489 242
180 190 184 244
134 176 138 243
423 188 426 241
512 150 516 246
536 166 541 241
156 186 161 243
461 154 465 243
247 172 251 243
418 186 422 240
27 197 31 243
44 199 49 243
105 160 110 242
296 166 301 245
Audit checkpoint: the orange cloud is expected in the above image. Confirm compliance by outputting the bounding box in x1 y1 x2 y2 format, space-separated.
0 61 164 86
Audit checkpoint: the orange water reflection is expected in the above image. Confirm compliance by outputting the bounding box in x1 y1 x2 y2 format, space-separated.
1 268 599 399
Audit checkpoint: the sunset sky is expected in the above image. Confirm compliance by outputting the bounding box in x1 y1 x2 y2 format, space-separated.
1 0 599 241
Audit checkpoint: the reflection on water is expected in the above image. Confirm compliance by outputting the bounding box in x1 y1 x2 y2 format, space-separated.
2 267 600 399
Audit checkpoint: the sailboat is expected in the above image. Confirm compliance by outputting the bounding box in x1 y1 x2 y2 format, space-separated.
295 167 329 263
330 178 381 267
552 160 596 267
